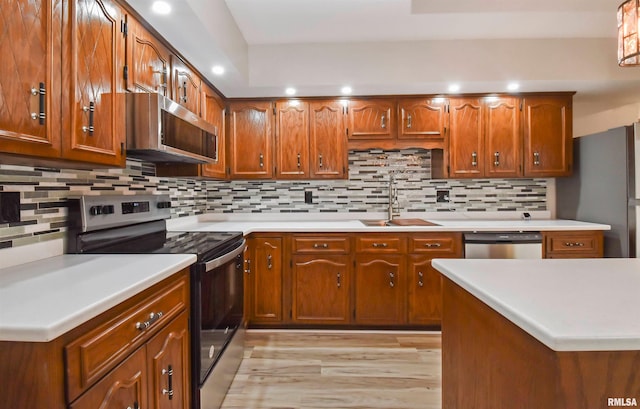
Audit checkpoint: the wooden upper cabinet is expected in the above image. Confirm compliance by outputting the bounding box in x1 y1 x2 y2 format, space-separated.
171 56 200 114
523 95 573 177
62 0 126 167
276 100 310 179
449 98 484 178
228 101 274 179
200 84 226 179
309 100 348 179
485 96 522 178
348 98 395 140
125 18 170 95
398 97 448 142
0 0 62 160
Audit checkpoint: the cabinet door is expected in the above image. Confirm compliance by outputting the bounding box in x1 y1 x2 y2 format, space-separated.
292 255 350 324
449 98 484 178
171 55 200 114
309 100 348 179
0 0 62 159
228 101 274 179
147 312 190 409
398 97 448 141
70 347 148 409
354 255 405 324
276 100 309 178
248 236 283 323
62 0 126 166
200 84 226 179
348 99 395 140
126 18 170 95
523 95 572 177
485 96 521 178
407 256 445 325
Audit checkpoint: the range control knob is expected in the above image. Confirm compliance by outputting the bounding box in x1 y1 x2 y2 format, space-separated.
101 205 115 215
157 201 172 209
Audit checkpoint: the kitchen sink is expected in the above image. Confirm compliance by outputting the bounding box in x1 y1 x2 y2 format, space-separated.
360 218 440 227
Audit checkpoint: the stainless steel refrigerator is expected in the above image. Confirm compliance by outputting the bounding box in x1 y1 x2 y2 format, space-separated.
556 124 640 258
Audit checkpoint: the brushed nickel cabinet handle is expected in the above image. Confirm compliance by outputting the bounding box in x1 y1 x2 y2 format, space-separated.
82 102 95 135
372 242 388 248
162 365 174 400
259 153 264 168
297 153 301 168
389 271 395 288
533 151 540 166
337 272 341 288
267 254 272 269
135 311 163 330
381 114 386 129
494 151 500 166
407 113 412 129
313 243 329 248
319 154 323 168
425 243 442 248
471 151 477 167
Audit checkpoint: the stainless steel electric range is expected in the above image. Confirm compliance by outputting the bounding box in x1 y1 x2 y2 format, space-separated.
66 194 245 409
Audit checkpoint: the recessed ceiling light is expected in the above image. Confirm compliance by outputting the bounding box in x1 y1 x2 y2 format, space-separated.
448 84 460 93
151 1 171 14
341 86 352 95
285 87 296 96
211 65 225 75
507 82 520 91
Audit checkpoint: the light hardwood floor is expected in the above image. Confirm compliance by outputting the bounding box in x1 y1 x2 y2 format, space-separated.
220 330 442 409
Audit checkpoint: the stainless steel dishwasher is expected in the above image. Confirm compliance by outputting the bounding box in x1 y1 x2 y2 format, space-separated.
464 232 543 259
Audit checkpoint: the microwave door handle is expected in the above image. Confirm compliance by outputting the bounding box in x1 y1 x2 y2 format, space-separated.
204 240 246 271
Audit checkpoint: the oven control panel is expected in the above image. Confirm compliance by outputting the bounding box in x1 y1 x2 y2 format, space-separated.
71 194 172 232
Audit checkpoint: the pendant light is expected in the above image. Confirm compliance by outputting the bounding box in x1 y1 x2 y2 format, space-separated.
618 0 640 66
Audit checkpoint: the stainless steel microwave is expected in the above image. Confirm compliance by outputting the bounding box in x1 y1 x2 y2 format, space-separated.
125 93 218 164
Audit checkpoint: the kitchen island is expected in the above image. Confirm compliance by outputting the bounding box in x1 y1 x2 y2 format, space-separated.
432 258 640 409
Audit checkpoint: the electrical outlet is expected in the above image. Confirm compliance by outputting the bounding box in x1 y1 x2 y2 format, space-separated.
0 192 20 223
304 191 313 204
436 190 450 203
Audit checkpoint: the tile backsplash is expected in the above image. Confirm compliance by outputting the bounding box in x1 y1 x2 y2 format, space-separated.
0 149 547 250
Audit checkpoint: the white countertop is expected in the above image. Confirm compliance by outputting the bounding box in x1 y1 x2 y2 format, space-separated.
166 215 609 234
0 254 196 342
432 258 640 352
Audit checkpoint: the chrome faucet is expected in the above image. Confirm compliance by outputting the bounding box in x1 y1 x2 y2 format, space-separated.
388 175 400 222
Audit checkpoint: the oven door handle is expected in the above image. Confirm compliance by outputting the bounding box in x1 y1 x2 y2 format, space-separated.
204 240 246 272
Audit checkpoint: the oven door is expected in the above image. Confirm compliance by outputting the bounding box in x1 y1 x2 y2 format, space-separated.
193 240 245 386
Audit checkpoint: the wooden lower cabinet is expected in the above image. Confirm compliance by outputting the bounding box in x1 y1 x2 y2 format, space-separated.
543 230 603 258
407 256 443 325
0 270 190 409
246 235 283 323
354 254 406 324
292 255 351 324
147 312 190 409
70 347 148 409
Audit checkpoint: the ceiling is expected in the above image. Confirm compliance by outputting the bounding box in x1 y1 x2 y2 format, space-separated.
126 0 640 111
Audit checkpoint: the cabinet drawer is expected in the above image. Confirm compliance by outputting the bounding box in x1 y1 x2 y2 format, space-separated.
65 274 188 401
409 234 461 255
545 231 602 256
355 236 406 253
293 237 351 254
